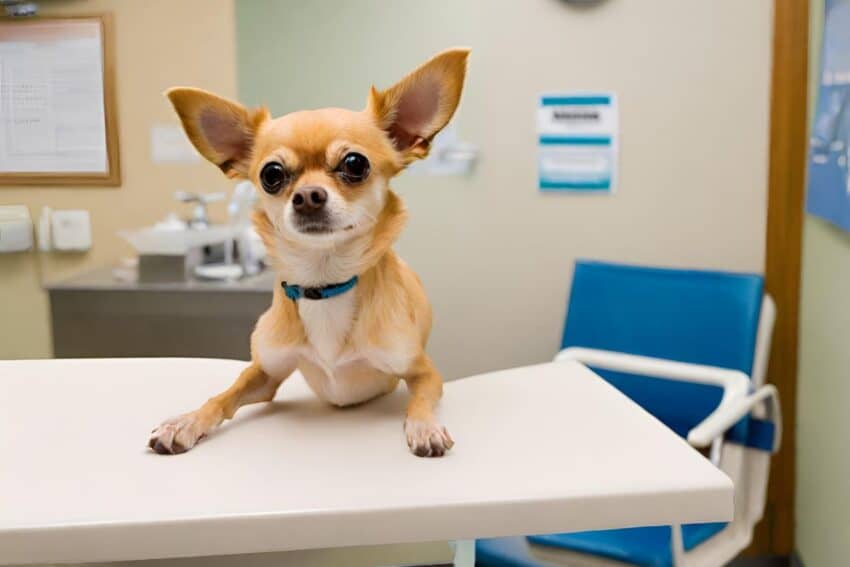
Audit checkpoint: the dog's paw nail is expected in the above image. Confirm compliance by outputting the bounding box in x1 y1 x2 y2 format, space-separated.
405 419 453 458
413 444 431 457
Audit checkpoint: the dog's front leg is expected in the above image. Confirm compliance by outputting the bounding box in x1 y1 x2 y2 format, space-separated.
149 361 291 455
402 354 454 457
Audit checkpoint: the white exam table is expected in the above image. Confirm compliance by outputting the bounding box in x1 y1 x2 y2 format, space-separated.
0 358 732 566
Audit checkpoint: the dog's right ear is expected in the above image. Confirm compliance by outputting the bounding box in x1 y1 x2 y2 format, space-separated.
166 88 269 178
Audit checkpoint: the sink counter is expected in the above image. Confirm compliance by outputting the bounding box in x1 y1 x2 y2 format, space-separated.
46 264 275 360
46 265 277 293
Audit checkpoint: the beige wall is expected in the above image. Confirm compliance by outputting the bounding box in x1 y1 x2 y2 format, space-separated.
796 219 850 564
0 0 237 358
1 1 775 376
237 0 773 380
795 0 850 563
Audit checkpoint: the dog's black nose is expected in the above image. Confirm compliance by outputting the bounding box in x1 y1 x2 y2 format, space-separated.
292 186 328 214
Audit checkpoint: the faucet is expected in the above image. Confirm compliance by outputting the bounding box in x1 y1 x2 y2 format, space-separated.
174 191 225 229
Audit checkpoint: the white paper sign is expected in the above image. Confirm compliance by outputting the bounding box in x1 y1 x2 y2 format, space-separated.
537 93 618 193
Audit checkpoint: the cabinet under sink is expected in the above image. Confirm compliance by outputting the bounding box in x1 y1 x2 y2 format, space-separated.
46 265 275 360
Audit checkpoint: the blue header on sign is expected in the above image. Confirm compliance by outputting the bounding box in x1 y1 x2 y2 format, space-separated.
539 136 611 146
541 95 611 106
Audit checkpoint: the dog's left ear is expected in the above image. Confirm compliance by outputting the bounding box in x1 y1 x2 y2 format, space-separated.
368 48 470 163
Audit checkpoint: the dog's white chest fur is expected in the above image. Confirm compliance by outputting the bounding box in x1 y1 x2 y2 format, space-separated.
297 294 356 366
279 294 397 407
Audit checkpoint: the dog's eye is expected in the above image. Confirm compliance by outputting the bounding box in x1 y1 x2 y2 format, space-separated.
337 152 370 184
259 162 289 194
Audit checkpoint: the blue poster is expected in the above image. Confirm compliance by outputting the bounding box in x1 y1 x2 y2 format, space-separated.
808 0 850 232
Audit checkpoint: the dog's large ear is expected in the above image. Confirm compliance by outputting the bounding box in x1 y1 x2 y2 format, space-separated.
166 87 269 178
367 48 469 163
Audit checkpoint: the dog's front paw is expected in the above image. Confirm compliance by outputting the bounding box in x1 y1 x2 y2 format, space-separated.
148 412 209 455
404 418 454 457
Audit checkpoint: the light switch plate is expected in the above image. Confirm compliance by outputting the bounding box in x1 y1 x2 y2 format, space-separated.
51 209 92 251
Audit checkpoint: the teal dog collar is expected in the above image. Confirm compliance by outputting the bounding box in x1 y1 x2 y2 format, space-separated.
281 275 359 301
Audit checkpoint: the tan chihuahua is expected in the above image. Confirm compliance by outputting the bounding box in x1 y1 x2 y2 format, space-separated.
148 48 469 457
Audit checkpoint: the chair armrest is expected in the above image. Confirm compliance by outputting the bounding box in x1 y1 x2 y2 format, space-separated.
555 347 751 395
555 347 753 449
687 384 782 453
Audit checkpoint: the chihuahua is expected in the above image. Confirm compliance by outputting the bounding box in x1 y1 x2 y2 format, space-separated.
148 48 469 457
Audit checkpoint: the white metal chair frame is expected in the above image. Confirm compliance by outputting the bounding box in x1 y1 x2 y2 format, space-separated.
532 295 782 567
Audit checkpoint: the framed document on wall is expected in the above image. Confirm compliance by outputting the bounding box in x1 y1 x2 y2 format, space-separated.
0 14 120 186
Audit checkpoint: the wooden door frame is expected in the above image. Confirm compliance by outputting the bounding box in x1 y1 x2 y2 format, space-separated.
752 0 809 556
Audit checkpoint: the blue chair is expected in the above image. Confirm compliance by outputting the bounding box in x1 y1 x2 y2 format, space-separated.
477 260 782 567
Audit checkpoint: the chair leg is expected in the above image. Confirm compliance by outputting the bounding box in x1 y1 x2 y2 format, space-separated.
671 524 685 566
452 539 476 567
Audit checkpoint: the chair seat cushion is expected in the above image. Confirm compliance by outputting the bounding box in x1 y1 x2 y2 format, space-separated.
525 523 727 567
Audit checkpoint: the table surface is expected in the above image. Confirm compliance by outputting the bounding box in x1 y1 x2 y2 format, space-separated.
0 358 732 565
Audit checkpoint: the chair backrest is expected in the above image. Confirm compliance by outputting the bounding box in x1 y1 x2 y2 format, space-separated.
561 260 764 440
